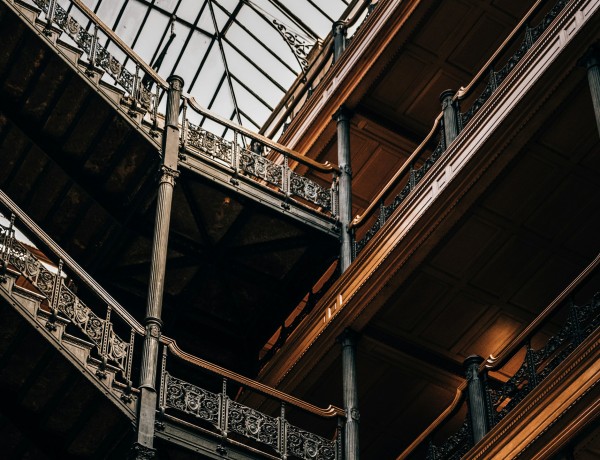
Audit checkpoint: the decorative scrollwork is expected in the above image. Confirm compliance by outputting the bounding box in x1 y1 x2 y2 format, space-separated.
286 424 337 460
427 420 472 460
239 149 283 186
289 171 332 211
227 400 279 449
164 374 220 426
187 124 233 165
272 19 311 70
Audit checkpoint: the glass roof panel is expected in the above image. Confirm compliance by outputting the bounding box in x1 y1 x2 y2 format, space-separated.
84 0 351 131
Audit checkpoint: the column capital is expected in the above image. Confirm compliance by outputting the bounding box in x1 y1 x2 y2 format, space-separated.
158 165 180 185
167 74 185 91
333 105 352 123
332 20 347 37
463 355 484 380
337 327 359 347
439 89 456 106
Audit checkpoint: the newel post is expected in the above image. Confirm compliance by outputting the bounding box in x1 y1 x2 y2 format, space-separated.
464 355 492 445
332 20 347 63
132 75 184 459
440 89 460 146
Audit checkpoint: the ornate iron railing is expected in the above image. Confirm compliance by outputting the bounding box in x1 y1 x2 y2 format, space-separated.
349 0 569 258
397 252 600 460
0 189 345 456
183 97 339 216
158 341 343 460
30 0 167 122
0 199 139 396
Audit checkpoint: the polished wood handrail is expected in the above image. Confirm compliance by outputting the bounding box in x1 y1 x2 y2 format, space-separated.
70 0 168 89
349 113 442 229
186 96 339 174
162 337 345 418
395 252 600 459
0 190 146 334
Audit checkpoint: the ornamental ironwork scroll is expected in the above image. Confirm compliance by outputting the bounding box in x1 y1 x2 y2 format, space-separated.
31 0 156 112
161 369 340 460
429 291 600 459
0 221 132 375
183 123 335 213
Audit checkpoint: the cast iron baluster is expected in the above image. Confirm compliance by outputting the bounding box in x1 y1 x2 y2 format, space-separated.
44 0 57 36
230 132 239 186
96 305 112 379
85 25 99 77
409 163 416 190
216 377 228 455
569 298 584 346
45 259 63 332
121 328 135 403
279 402 288 460
282 156 291 210
378 199 386 227
155 345 168 430
150 85 161 138
0 214 15 282
525 341 539 390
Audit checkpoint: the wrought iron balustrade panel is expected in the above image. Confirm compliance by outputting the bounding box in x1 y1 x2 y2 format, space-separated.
459 0 568 126
427 420 472 460
187 124 234 165
31 0 154 110
1 223 130 372
164 373 221 426
289 171 332 211
239 148 283 187
286 424 338 460
227 400 279 450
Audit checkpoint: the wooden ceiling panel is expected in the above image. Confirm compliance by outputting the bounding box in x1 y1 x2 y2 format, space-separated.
413 0 473 58
373 271 451 335
352 146 403 203
418 291 490 351
458 311 524 360
430 215 501 280
470 235 540 299
449 13 510 74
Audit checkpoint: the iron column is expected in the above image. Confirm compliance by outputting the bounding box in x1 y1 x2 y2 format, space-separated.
440 89 460 146
334 107 353 273
133 75 184 458
464 355 491 444
339 329 360 460
581 45 600 137
332 20 347 63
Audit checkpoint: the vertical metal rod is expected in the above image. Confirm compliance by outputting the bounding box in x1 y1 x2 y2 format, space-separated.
440 90 459 146
133 75 183 459
332 21 347 64
464 355 490 444
581 46 600 137
280 402 287 460
338 329 359 460
334 107 352 273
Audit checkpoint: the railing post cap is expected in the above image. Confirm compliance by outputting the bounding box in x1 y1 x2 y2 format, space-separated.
332 20 347 34
463 355 484 368
439 89 455 103
167 75 185 89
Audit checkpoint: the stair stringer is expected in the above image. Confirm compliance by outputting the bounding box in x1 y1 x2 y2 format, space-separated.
0 269 138 422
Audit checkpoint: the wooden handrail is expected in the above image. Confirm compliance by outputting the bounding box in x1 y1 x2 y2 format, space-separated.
186 96 340 174
349 113 442 229
162 337 345 418
483 251 600 371
454 0 545 101
396 251 600 458
395 383 467 460
0 190 145 334
70 0 168 89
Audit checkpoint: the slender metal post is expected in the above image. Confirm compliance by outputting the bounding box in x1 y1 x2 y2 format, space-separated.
133 75 184 459
338 329 360 460
332 21 347 63
464 355 491 444
581 45 600 137
334 107 353 273
440 90 459 146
